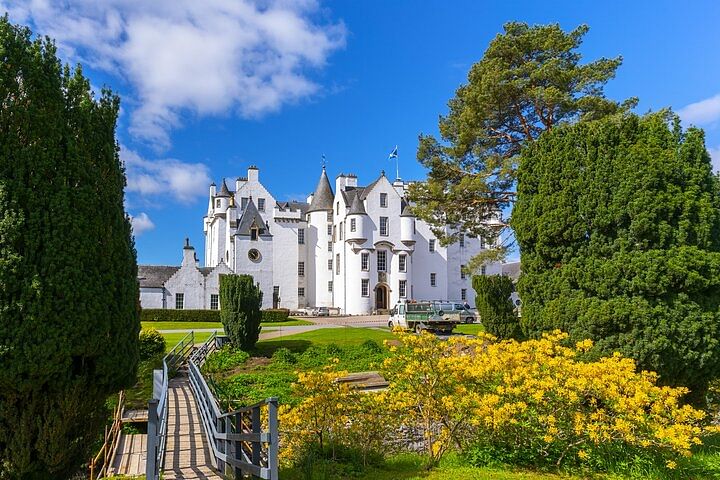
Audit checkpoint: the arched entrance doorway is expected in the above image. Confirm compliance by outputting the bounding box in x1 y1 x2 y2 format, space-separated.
375 284 389 310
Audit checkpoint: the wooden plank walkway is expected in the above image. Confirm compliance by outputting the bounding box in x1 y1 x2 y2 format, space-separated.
109 433 146 477
163 375 222 480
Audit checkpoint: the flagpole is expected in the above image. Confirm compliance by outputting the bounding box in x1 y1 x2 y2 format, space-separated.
396 152 399 180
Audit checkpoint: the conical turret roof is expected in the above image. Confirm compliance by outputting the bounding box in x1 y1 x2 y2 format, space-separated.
348 192 367 215
217 178 232 197
307 167 334 213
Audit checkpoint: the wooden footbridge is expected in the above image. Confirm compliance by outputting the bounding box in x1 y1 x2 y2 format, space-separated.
91 332 278 480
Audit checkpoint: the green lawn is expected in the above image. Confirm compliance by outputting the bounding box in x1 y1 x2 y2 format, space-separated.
253 327 394 356
141 318 312 331
162 331 216 351
454 323 485 335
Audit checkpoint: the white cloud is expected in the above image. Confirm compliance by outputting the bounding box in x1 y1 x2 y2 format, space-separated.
678 94 720 126
5 0 346 149
122 147 212 203
130 212 155 236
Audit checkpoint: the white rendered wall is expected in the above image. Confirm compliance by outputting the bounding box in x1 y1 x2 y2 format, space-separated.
271 216 306 309
233 235 275 309
308 210 333 307
164 263 206 309
139 287 165 309
203 262 233 308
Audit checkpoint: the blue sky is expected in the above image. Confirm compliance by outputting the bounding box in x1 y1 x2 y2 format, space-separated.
5 0 720 265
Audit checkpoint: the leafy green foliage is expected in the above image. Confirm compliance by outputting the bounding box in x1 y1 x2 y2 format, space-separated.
141 308 221 322
262 308 291 322
513 111 720 403
409 22 631 251
202 346 250 374
219 274 263 350
0 17 139 478
472 275 521 340
139 329 166 360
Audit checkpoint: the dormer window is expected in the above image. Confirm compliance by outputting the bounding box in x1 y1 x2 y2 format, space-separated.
250 225 259 240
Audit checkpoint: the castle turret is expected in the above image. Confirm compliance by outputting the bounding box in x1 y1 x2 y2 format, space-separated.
346 193 368 243
400 201 415 244
307 167 334 308
214 178 231 215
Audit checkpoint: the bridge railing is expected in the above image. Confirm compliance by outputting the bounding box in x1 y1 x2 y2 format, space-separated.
188 334 279 480
88 390 125 480
146 330 195 480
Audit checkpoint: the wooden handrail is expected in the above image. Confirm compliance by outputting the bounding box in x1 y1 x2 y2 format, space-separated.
89 390 125 480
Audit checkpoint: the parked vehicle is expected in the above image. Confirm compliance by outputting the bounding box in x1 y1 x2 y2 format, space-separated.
448 302 477 323
387 300 461 334
312 306 330 317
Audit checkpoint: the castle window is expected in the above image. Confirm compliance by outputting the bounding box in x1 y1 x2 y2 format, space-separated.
241 197 249 210
380 217 389 236
298 262 305 277
298 228 305 244
399 280 407 298
327 224 332 235
328 259 333 270
350 218 356 232
460 265 466 279
429 239 436 253
399 254 406 272
361 279 369 297
340 222 344 240
336 201 339 214
216 199 221 208
328 281 333 292
481 265 486 275
361 252 369 271
175 293 184 310
461 288 467 301
430 273 437 287
298 287 305 297
377 250 387 272
250 226 258 240
380 193 387 207
459 234 465 248
258 198 265 211
210 294 219 310
328 241 332 252
336 254 340 274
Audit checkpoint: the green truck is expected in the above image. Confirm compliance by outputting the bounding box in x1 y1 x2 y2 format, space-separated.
387 300 464 334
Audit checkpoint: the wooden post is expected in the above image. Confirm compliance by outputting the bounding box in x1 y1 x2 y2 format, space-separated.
146 399 159 480
216 411 225 474
267 398 279 480
234 412 242 477
251 406 261 467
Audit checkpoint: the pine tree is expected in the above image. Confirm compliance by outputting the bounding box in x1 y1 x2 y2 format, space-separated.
219 274 263 350
0 18 139 478
513 111 720 404
472 275 522 340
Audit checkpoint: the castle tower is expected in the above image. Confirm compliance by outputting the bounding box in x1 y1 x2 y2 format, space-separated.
306 167 334 308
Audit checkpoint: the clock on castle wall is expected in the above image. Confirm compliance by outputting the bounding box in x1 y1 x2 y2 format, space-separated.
248 249 261 263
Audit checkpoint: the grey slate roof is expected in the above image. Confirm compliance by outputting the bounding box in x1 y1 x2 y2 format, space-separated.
138 265 179 288
400 200 415 217
216 179 232 197
276 201 309 215
236 198 271 237
348 191 367 215
307 168 334 213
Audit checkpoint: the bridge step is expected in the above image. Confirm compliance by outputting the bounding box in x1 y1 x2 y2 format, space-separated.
163 375 222 480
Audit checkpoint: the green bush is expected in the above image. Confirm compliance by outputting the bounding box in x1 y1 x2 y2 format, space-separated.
220 274 263 350
202 346 250 374
261 308 290 323
139 329 166 360
272 347 297 365
140 308 221 323
472 275 522 340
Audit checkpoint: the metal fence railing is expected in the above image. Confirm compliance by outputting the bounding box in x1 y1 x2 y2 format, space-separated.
146 331 194 480
88 390 125 480
189 334 279 480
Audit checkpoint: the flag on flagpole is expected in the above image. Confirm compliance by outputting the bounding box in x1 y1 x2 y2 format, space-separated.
388 146 398 159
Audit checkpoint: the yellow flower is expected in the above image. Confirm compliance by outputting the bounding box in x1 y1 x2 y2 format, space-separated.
666 460 677 470
578 450 589 460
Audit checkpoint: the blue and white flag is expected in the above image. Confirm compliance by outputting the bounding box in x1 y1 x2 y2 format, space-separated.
388 146 398 159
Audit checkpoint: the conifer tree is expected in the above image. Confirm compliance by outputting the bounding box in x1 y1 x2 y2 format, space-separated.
0 18 139 478
472 275 522 340
219 274 263 350
513 111 720 403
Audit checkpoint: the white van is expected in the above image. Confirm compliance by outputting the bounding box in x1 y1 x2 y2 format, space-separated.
388 300 460 334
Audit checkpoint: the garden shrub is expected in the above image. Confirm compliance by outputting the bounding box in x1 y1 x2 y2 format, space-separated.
261 308 291 323
140 308 221 323
472 275 522 340
139 329 166 360
202 346 250 375
219 274 263 350
272 347 297 365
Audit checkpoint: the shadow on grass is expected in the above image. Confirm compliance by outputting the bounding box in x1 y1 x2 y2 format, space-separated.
251 339 313 357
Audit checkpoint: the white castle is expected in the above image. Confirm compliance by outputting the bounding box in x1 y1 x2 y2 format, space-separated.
197 165 500 314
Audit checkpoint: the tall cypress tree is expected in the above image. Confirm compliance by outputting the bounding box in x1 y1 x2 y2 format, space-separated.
513 111 720 404
219 274 263 350
0 18 139 478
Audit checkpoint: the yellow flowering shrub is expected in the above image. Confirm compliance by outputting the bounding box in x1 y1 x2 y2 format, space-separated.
383 330 713 470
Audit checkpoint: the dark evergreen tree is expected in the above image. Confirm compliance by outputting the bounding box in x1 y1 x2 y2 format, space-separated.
472 275 522 340
0 18 139 478
219 274 263 350
513 111 720 403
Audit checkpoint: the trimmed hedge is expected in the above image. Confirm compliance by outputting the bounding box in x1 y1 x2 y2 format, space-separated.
261 308 290 323
141 308 221 323
141 308 292 323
